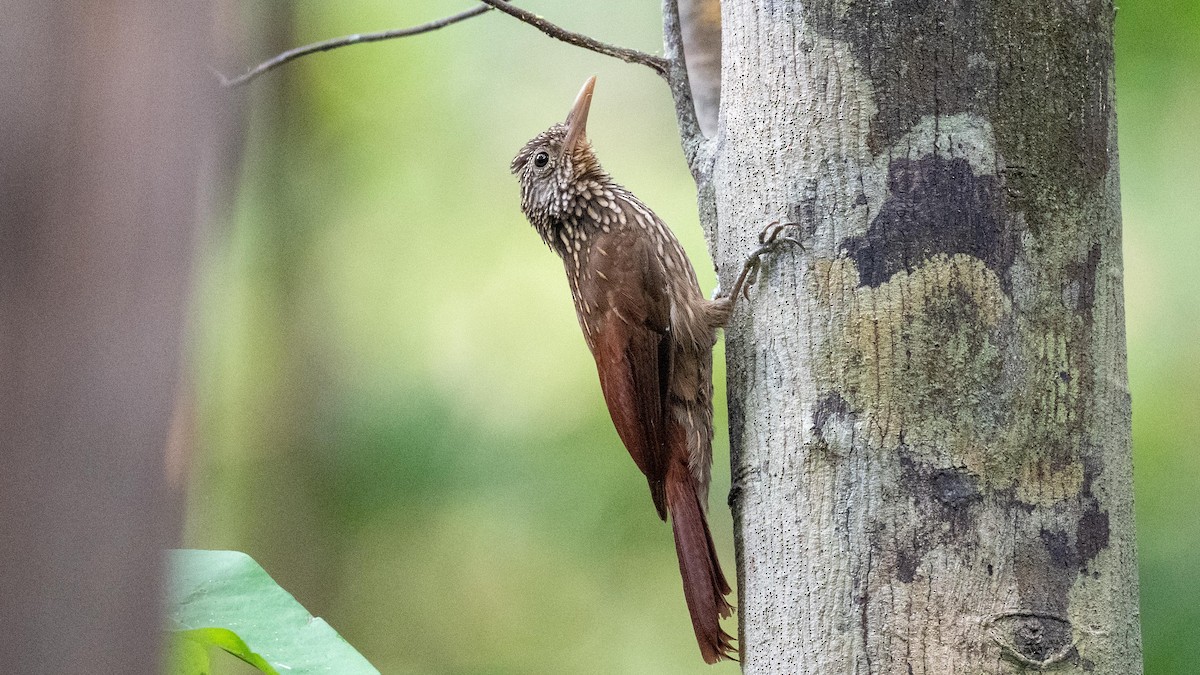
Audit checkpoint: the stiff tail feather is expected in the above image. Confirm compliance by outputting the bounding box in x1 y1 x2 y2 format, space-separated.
666 461 735 663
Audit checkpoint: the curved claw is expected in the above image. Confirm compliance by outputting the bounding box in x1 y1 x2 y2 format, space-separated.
759 220 805 249
758 221 783 245
776 235 805 250
758 220 800 245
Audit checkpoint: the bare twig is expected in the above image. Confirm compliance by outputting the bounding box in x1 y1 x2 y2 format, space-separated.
474 0 669 77
220 1 671 88
218 4 496 87
661 0 714 181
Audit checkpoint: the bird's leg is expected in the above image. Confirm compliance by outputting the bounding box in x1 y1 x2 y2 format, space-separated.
726 221 804 303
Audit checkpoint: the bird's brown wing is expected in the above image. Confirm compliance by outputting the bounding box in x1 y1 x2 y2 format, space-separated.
582 229 733 660
583 229 672 520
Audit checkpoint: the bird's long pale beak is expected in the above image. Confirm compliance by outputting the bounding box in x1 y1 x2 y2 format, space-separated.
561 75 596 159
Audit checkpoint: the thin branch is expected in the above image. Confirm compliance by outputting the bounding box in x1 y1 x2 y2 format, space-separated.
661 0 703 147
475 0 669 78
220 1 670 88
661 0 713 180
661 0 719 250
218 4 496 88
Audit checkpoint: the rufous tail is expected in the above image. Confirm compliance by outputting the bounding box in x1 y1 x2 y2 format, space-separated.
666 461 736 663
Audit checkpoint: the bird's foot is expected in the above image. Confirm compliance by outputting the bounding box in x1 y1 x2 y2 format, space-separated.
735 221 805 300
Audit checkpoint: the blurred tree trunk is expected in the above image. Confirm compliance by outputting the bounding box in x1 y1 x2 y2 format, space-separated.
679 0 721 137
683 0 1143 671
0 2 215 672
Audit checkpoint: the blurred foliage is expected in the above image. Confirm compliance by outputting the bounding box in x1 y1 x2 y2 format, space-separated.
186 0 1199 672
1116 1 1200 672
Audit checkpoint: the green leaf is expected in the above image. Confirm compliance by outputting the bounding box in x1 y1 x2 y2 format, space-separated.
167 632 211 675
174 628 278 674
166 549 379 674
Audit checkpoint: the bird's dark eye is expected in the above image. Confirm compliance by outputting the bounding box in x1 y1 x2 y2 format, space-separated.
533 151 549 168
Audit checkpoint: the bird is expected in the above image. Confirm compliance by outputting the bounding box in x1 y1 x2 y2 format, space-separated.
509 75 799 663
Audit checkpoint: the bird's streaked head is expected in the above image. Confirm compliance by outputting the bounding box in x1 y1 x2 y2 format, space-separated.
511 76 604 228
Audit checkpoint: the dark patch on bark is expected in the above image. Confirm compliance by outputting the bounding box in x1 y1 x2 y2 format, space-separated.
841 156 1015 291
1014 533 1073 630
1075 455 1112 569
1066 242 1103 317
891 456 982 583
931 467 981 508
1076 502 1111 565
1039 528 1075 568
1034 475 1110 572
812 391 852 435
895 549 919 584
805 0 988 155
805 0 1114 223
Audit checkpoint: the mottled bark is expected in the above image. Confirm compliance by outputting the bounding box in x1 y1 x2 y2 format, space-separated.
0 2 215 673
693 0 1141 672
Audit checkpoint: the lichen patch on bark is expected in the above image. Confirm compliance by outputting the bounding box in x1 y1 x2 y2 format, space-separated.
808 252 1010 454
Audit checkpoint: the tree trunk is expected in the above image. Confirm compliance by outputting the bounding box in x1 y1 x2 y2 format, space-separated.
690 0 1142 671
0 3 215 672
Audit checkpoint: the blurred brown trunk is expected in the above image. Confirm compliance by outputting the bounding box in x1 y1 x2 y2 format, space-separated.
679 0 721 137
0 2 215 672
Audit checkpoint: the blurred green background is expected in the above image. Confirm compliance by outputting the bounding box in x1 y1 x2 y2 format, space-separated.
185 1 1200 672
